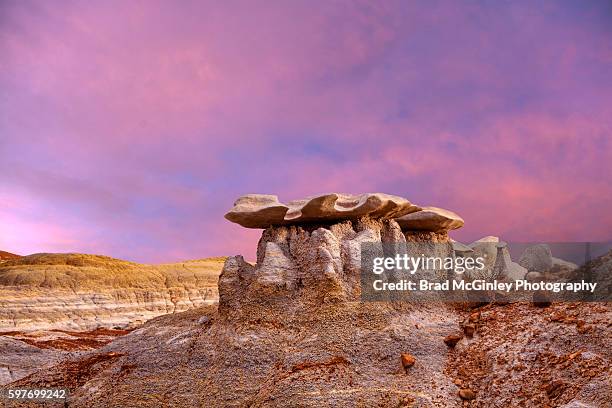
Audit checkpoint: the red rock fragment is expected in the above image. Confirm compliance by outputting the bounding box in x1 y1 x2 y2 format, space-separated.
458 388 476 400
444 334 463 348
400 353 416 371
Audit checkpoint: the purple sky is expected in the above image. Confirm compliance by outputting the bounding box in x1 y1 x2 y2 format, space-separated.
1 1 611 263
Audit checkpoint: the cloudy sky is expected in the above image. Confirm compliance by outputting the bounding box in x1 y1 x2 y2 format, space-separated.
1 0 611 262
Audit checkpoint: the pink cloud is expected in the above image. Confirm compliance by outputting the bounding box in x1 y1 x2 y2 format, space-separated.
1 1 610 262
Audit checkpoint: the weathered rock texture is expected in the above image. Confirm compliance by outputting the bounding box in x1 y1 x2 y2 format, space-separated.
0 336 73 386
0 254 224 331
395 207 464 233
8 290 610 407
0 328 129 386
5 216 470 407
453 237 527 281
225 193 442 229
519 244 554 272
3 197 609 407
447 302 611 407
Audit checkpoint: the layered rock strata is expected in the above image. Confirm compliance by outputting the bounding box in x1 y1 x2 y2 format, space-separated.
0 254 224 331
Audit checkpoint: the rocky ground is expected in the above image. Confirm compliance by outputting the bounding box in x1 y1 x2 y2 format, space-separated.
447 302 611 407
0 328 130 385
4 301 609 408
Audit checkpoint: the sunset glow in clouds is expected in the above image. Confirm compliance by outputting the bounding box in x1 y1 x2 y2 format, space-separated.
1 1 611 262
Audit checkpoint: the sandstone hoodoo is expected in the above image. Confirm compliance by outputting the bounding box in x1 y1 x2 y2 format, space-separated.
220 193 464 313
8 193 468 406
207 193 468 404
7 194 610 407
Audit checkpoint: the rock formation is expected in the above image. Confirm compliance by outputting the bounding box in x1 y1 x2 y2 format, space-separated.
0 254 224 331
461 237 527 281
451 239 474 256
395 207 464 233
5 193 468 406
491 242 527 281
3 194 609 407
519 244 554 272
223 193 453 229
0 336 73 386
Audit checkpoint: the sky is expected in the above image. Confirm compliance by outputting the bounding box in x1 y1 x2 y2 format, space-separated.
1 0 611 263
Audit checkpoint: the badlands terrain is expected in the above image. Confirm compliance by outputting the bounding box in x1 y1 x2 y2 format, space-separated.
0 253 224 385
0 253 224 331
1 193 610 407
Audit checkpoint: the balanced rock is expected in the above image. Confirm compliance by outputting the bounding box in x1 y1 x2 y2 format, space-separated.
225 193 420 229
395 206 464 233
222 194 289 228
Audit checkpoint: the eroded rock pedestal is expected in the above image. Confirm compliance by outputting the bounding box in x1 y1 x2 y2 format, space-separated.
210 212 462 406
6 194 609 408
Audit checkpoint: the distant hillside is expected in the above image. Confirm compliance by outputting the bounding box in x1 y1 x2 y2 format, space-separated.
0 250 21 261
0 253 226 290
0 253 226 331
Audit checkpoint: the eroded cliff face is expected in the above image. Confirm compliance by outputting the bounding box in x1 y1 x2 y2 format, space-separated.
0 254 224 331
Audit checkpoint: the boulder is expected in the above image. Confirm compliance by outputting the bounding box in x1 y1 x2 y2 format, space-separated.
444 334 463 347
518 244 553 272
400 353 416 370
395 206 464 233
551 256 578 272
224 194 289 228
459 388 476 400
